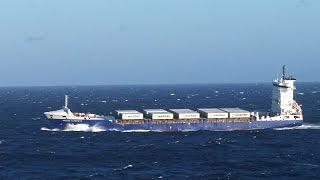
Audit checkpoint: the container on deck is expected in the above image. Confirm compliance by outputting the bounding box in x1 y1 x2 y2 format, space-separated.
219 108 251 119
169 109 200 120
143 109 174 120
197 108 229 119
116 110 144 120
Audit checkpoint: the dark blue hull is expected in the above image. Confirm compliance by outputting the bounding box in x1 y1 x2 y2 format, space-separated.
48 119 303 131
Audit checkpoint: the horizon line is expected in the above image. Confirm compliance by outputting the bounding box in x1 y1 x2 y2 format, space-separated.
0 81 319 88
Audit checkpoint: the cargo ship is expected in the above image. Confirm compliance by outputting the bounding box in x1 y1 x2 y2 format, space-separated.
44 66 303 131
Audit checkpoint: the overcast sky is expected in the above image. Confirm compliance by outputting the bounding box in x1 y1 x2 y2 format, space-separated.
0 0 319 86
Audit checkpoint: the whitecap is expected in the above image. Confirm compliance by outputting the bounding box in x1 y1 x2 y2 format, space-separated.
113 164 134 171
41 124 106 132
41 127 60 131
274 124 320 130
123 129 151 133
63 124 106 132
180 129 196 132
123 164 133 169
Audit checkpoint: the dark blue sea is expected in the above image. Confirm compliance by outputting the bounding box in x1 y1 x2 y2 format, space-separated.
0 83 319 179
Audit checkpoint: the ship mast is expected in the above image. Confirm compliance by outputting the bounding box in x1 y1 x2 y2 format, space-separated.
282 65 286 79
64 95 69 108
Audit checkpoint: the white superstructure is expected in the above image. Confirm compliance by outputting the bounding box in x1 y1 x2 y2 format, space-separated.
271 66 302 116
44 95 105 121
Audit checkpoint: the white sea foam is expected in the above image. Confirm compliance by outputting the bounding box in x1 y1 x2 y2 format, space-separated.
180 129 197 132
0 140 6 145
63 124 106 132
41 127 60 131
122 129 151 133
41 125 156 133
41 123 320 133
274 124 320 130
113 164 134 171
41 124 106 132
123 164 133 169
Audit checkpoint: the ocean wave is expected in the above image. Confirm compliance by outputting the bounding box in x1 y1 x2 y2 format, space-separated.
64 124 106 132
113 164 134 171
41 126 161 133
41 124 106 132
41 127 60 131
41 124 320 133
274 123 320 130
122 129 151 133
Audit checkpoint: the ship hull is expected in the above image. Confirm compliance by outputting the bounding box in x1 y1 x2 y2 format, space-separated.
47 119 303 131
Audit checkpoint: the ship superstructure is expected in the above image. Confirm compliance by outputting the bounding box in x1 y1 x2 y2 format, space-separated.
44 66 303 131
44 95 106 125
271 65 302 118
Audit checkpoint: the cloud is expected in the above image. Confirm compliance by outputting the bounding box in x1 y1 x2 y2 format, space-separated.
118 25 129 32
24 37 45 43
296 0 313 7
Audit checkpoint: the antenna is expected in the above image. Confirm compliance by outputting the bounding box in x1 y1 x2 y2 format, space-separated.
64 95 69 108
282 65 286 78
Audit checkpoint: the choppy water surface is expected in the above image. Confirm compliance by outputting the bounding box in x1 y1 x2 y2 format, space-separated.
0 83 319 179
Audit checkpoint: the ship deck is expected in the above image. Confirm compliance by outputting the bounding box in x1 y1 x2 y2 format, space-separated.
115 118 252 125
